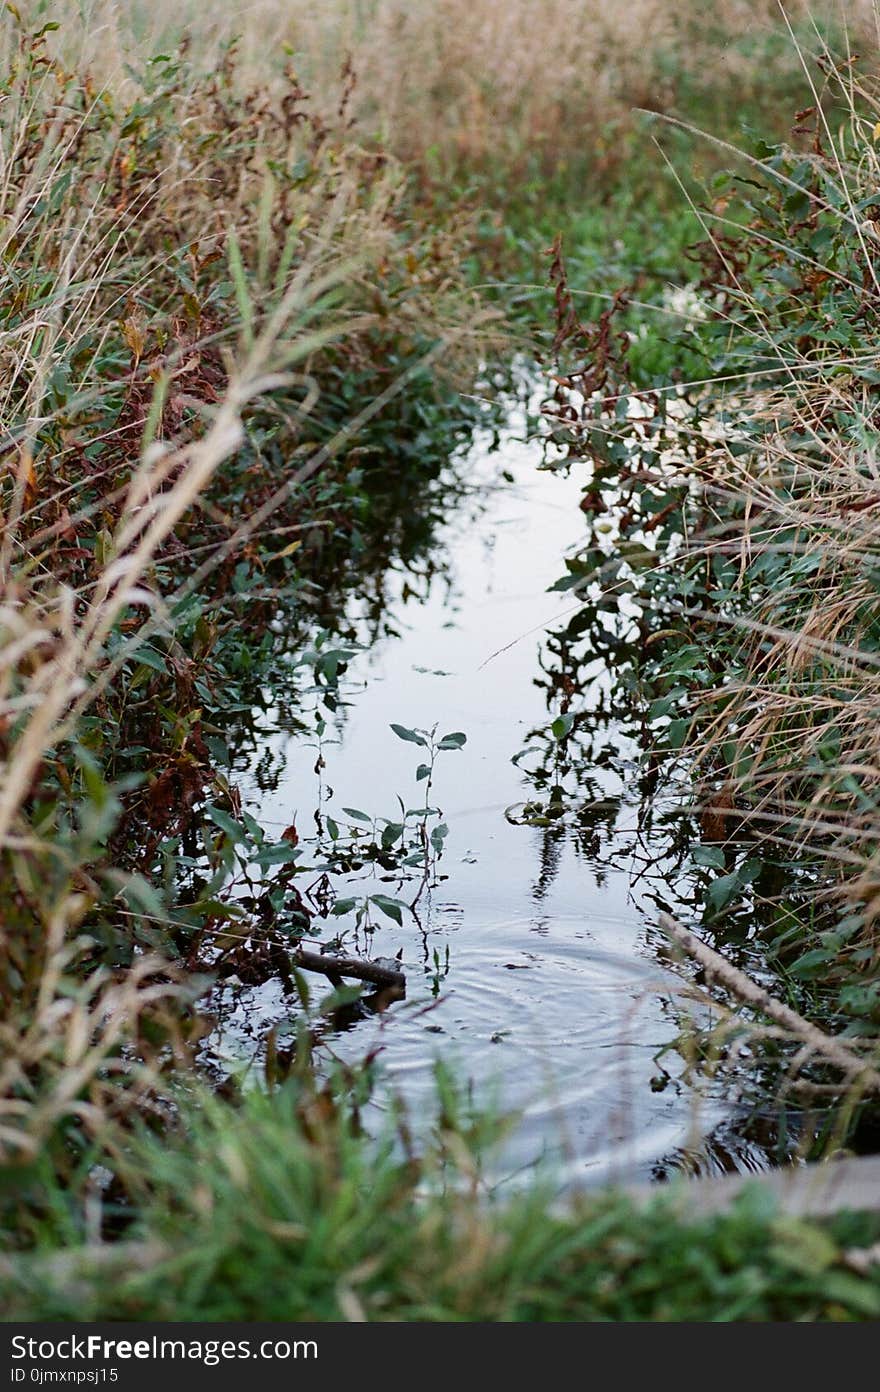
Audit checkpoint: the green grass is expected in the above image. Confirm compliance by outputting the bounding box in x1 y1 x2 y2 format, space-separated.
4 1080 880 1322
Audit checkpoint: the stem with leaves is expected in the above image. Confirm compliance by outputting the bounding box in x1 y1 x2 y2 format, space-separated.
389 722 466 907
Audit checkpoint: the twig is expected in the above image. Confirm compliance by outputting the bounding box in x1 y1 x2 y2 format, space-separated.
658 913 880 1094
291 946 405 992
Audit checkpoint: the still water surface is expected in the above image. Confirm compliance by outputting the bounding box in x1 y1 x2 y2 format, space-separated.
211 400 772 1186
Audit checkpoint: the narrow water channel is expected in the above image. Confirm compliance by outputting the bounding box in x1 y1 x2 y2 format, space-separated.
210 392 776 1188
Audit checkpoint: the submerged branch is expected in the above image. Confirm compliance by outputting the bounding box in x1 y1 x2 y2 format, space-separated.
659 913 880 1095
292 946 406 992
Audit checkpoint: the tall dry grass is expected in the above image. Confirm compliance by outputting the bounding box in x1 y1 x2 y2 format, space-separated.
0 12 487 1159
46 1 878 184
679 46 880 932
547 18 880 937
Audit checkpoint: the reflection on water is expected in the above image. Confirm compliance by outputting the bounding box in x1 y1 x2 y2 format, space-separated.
207 393 784 1187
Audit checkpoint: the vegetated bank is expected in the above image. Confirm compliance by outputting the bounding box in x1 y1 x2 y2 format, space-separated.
0 11 496 1163
544 48 880 1161
3 2 880 1322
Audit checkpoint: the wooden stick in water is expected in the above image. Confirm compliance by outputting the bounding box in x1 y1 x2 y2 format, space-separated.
291 945 406 992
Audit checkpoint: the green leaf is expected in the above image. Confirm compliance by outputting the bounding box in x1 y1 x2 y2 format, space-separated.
205 805 248 844
706 871 742 912
548 572 586 593
551 714 575 740
648 688 687 721
415 763 431 782
191 899 246 921
118 873 167 919
770 1217 838 1276
370 894 405 926
430 823 449 854
390 723 428 747
788 948 832 979
318 985 363 1012
693 845 726 870
437 731 467 750
342 807 372 824
819 1273 880 1318
130 645 167 674
241 811 264 846
253 843 300 867
227 229 253 343
666 717 691 750
330 897 359 917
381 822 404 849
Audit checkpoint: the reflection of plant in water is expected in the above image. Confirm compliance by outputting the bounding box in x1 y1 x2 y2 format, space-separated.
183 716 468 1064
514 600 880 1155
429 945 451 997
506 616 634 899
227 408 509 809
519 604 861 942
